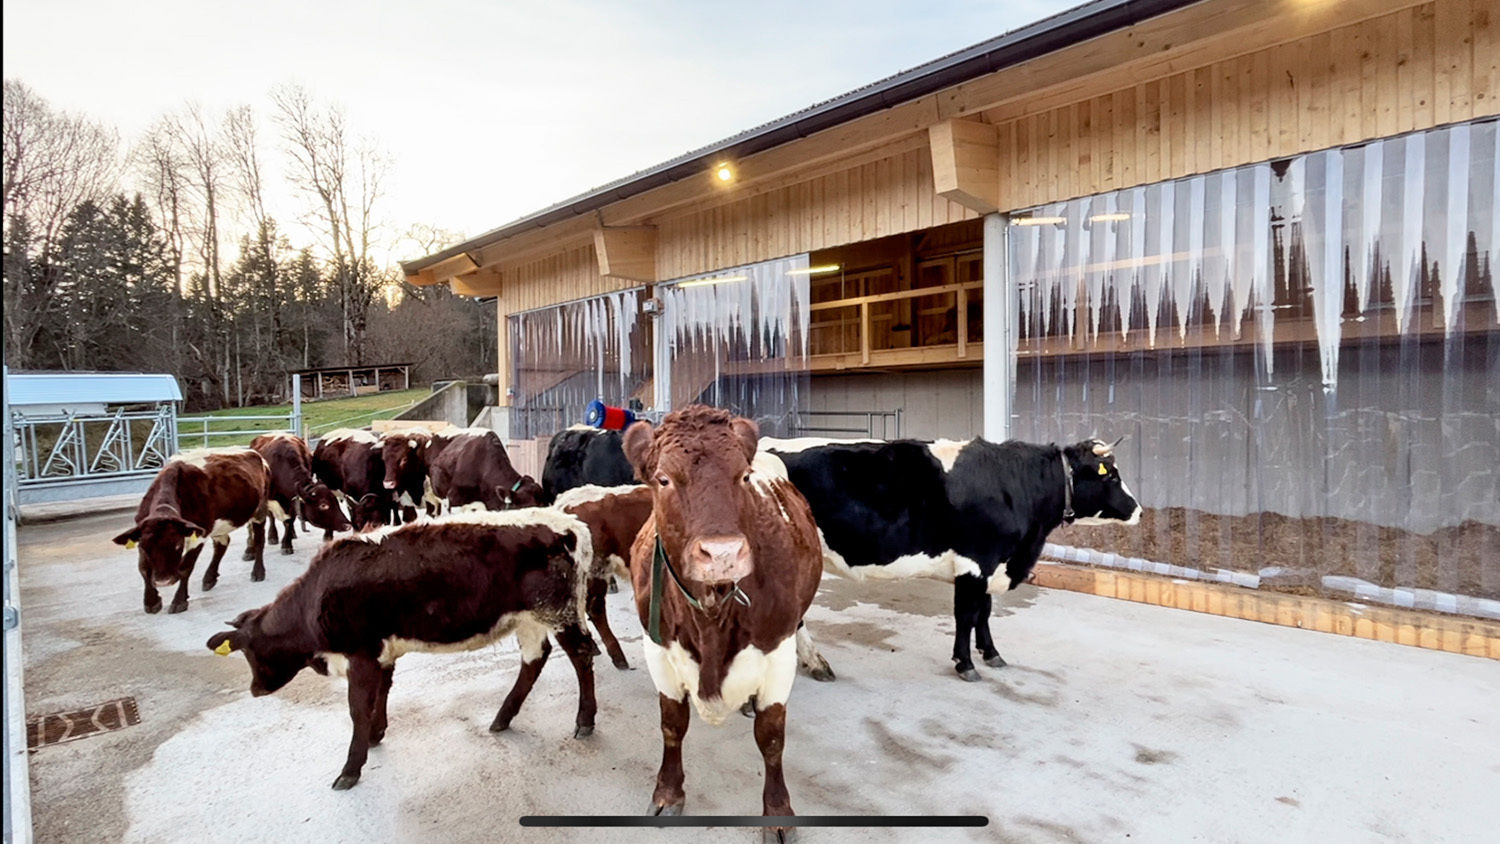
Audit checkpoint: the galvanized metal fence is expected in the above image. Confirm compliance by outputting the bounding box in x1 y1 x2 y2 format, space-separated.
3 366 35 844
791 409 903 439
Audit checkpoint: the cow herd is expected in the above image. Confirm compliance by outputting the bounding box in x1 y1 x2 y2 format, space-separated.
112 408 1141 826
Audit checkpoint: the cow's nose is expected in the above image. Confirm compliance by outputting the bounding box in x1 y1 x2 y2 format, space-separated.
383 480 397 489
688 536 752 584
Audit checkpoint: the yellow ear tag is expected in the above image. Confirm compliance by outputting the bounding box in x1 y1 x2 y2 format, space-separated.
214 640 233 656
125 539 137 549
1098 464 1108 476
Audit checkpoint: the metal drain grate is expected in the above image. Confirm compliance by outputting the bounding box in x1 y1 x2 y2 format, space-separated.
27 696 140 750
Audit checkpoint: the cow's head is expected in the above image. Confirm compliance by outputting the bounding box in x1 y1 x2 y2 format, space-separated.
623 406 757 609
1063 438 1141 526
380 433 427 490
495 475 547 510
113 515 207 587
298 482 352 533
351 493 389 532
206 608 320 696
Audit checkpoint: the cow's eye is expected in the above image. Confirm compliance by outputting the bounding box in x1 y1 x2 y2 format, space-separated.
656 476 671 487
742 472 752 484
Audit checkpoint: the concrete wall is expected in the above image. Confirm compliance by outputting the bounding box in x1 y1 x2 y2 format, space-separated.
395 382 471 429
809 369 983 441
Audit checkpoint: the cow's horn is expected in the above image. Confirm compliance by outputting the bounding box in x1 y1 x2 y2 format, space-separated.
1092 440 1112 456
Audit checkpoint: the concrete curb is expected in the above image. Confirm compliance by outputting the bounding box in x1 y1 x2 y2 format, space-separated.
18 495 139 526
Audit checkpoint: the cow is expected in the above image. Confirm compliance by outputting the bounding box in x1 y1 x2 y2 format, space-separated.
762 436 1141 681
378 428 433 523
425 427 545 512
250 433 351 554
622 406 822 830
310 429 390 535
542 426 635 500
113 448 271 615
553 483 653 670
205 508 598 790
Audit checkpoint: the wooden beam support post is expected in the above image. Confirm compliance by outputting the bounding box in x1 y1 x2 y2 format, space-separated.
593 225 659 282
451 268 503 297
928 118 1001 214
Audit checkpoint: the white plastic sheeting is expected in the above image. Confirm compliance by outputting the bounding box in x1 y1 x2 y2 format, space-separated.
1009 118 1499 600
658 254 811 436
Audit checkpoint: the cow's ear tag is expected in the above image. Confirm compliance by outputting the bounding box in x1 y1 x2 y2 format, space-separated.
1097 464 1108 476
125 539 137 549
189 533 202 542
214 639 233 656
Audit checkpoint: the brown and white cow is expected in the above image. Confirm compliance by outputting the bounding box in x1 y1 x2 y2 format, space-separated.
622 406 822 829
378 428 432 523
113 448 271 615
553 483 653 670
251 433 350 554
310 429 390 535
206 508 598 790
425 427 545 512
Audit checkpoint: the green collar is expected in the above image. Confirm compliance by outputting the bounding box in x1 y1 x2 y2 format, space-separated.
647 533 751 646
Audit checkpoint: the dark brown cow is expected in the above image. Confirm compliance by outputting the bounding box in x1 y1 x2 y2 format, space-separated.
310 429 390 535
113 448 271 614
622 406 822 831
251 433 351 554
554 483 653 670
378 428 433 522
206 508 597 790
425 427 545 512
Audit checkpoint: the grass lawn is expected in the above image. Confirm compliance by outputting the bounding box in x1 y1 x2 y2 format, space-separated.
177 388 431 447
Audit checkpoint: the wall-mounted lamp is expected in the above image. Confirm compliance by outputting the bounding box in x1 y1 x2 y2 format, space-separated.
714 161 736 184
676 274 747 289
786 264 841 276
1010 215 1067 226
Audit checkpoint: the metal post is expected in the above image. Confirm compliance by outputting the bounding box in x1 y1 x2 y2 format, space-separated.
291 374 303 438
3 364 36 844
983 212 1014 442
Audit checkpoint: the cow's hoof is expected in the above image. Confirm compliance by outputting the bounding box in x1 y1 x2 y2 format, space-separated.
251 571 266 583
956 666 981 682
763 827 795 844
280 546 295 556
740 701 756 718
650 802 683 817
804 661 836 683
488 717 512 733
144 600 162 615
201 577 217 592
574 724 594 739
983 654 1008 668
611 657 631 671
607 578 620 594
369 731 386 746
241 552 255 562
582 637 601 657
331 773 360 791
168 600 189 614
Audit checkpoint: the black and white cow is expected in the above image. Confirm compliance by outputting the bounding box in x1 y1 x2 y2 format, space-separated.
762 436 1140 681
541 426 635 501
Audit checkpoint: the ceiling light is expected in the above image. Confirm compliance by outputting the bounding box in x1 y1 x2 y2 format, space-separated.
677 275 747 288
787 264 841 275
1088 212 1131 223
714 162 736 183
1011 216 1067 226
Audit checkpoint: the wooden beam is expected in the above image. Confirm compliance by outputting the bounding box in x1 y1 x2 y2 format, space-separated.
451 268 502 297
593 226 658 282
929 119 1001 213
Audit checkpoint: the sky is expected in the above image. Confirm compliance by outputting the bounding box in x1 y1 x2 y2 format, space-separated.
4 0 1074 267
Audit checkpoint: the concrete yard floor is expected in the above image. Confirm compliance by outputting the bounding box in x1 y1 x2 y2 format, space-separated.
15 511 1500 843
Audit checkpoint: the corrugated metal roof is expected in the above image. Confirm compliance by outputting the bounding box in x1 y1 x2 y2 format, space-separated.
402 0 1200 276
5 372 183 406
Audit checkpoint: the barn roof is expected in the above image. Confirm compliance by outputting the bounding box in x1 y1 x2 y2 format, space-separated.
402 0 1198 277
5 372 183 407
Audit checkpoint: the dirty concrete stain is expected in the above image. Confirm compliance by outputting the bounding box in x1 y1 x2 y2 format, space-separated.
813 619 901 650
1276 796 1302 808
864 717 956 772
1132 744 1179 765
1017 815 1087 842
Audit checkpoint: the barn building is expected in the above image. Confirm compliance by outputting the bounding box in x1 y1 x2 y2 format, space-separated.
403 0 1498 607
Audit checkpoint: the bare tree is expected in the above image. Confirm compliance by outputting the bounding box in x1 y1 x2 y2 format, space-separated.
271 84 388 364
2 79 119 366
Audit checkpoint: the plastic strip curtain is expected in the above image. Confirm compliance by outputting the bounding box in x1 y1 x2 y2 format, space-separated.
508 288 648 438
1009 118 1499 602
658 254 811 437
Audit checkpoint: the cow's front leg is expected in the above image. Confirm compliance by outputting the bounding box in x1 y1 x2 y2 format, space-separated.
369 665 395 745
490 629 551 733
249 519 267 581
278 513 295 555
952 575 984 681
554 623 598 737
650 693 690 816
201 540 228 596
586 577 630 670
334 655 382 790
141 569 162 614
169 544 205 613
755 702 794 840
794 621 834 681
973 592 1006 667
